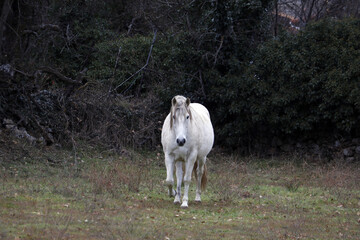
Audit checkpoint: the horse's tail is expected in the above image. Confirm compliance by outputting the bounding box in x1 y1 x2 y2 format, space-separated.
193 161 207 191
202 163 207 191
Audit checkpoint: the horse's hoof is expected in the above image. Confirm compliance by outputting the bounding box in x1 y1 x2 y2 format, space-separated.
180 202 188 208
174 196 181 205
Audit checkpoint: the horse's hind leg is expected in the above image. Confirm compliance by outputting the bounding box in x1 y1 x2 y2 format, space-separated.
174 161 183 204
195 157 206 202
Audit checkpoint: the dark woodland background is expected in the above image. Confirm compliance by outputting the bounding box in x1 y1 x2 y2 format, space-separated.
1 0 360 159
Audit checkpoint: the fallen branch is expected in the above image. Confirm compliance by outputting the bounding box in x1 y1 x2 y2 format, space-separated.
37 23 61 31
40 66 82 85
13 67 33 78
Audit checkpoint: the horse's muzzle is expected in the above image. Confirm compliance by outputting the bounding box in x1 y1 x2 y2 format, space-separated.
176 138 186 146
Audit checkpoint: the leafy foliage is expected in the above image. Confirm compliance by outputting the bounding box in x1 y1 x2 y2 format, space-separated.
212 19 360 149
1 0 360 152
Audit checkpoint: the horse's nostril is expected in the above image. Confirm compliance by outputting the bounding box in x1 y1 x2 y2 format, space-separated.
177 138 186 146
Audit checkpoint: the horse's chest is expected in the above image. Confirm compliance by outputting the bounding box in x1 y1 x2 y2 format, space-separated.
172 147 189 161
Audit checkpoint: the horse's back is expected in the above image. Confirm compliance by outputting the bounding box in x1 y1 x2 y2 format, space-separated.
189 103 214 155
190 103 210 116
190 103 212 129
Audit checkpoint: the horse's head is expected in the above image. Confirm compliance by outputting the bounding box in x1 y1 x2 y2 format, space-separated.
170 95 192 147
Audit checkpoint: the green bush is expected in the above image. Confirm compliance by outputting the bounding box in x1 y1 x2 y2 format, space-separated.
8 0 360 152
211 19 360 149
87 32 202 98
89 36 151 90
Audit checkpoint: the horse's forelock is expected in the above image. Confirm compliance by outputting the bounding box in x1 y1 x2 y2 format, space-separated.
170 96 192 129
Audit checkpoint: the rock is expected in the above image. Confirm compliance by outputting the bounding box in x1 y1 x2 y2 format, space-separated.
13 127 37 144
3 119 15 129
311 144 321 155
355 146 360 154
343 148 354 157
334 140 341 148
37 137 46 145
0 64 14 77
345 157 355 163
3 119 39 145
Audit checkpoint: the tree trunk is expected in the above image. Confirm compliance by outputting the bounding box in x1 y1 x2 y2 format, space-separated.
0 0 14 55
274 0 278 37
306 0 316 24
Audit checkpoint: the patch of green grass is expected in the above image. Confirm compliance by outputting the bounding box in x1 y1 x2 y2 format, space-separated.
0 147 359 239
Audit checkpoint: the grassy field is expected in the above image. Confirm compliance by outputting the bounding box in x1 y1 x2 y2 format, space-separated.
0 143 359 239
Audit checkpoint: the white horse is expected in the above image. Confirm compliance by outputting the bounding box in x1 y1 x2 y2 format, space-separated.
161 95 214 208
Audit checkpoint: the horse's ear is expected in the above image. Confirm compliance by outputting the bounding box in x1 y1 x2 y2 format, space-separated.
170 113 173 129
172 97 177 106
186 98 192 120
186 98 191 107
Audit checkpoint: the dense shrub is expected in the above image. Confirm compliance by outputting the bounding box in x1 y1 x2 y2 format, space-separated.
2 0 360 153
88 32 203 97
211 19 360 149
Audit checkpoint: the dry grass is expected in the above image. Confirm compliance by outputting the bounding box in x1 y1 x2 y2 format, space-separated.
84 160 149 196
0 141 359 239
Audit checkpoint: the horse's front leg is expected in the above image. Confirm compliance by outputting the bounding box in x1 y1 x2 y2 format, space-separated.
181 152 197 208
165 153 176 197
174 161 183 204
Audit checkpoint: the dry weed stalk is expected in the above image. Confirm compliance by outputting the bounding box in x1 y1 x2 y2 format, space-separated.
85 159 150 196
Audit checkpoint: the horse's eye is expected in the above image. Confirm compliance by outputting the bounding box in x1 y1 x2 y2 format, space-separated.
187 115 190 119
173 115 175 119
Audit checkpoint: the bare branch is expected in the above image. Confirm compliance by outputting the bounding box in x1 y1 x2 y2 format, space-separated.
30 116 54 144
23 30 39 38
112 29 157 93
198 70 206 98
213 35 224 67
127 17 141 35
113 46 122 78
